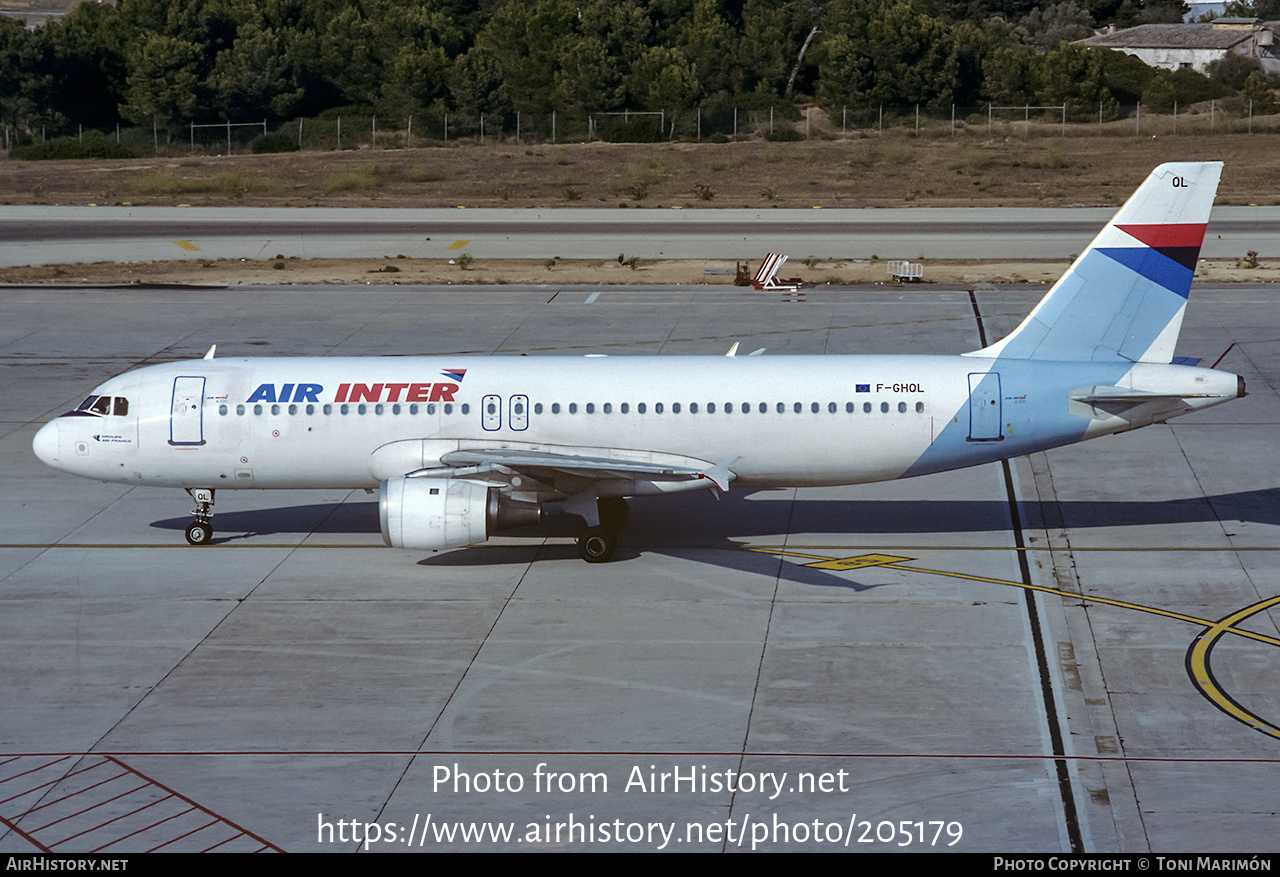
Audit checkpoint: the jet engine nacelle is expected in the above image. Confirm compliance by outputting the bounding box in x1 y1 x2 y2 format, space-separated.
379 476 541 551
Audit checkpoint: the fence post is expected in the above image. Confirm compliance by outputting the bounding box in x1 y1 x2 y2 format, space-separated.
516 111 520 144
480 113 484 144
372 116 376 148
298 118 303 149
552 110 555 144
337 116 341 150
1136 102 1140 136
1211 100 1214 134
407 114 412 148
226 119 231 155
697 106 701 142
190 121 194 154
1173 101 1177 135
951 104 955 137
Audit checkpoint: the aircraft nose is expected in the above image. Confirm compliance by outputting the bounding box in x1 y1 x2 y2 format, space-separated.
32 420 60 467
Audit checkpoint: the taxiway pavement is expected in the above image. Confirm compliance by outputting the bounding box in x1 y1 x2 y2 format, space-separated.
1 282 1277 852
2 205 1279 267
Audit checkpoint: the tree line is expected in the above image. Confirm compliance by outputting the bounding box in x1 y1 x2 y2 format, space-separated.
1 0 1276 147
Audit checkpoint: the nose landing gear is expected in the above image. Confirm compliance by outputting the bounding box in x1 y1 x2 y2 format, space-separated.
184 488 215 545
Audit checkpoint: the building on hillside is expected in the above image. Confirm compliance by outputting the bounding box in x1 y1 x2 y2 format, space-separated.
1078 18 1280 74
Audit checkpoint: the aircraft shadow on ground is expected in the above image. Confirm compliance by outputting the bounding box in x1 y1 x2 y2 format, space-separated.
149 485 1280 583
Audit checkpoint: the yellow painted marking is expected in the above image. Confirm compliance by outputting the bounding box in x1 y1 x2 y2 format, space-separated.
1186 594 1280 740
174 240 201 251
751 546 1280 740
446 240 470 250
804 552 913 571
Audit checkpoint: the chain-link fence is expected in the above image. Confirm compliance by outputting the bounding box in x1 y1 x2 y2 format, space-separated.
5 99 1277 159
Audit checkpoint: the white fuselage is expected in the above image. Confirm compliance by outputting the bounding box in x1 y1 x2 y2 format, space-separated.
33 353 1242 494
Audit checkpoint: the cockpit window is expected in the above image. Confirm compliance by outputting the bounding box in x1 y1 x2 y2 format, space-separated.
73 395 128 416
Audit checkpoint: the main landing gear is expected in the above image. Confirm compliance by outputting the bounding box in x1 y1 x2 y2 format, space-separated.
184 488 215 545
575 497 629 563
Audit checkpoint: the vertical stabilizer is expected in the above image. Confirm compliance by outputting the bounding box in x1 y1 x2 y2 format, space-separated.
972 162 1221 363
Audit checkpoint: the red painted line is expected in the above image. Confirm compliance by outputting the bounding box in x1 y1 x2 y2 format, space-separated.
19 768 129 812
148 817 220 852
49 792 171 847
0 755 72 789
200 832 246 852
33 782 153 834
91 804 195 853
106 756 282 852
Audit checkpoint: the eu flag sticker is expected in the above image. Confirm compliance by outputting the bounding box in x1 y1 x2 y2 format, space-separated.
855 384 870 393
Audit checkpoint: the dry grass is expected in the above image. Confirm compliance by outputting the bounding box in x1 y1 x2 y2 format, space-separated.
2 133 1279 209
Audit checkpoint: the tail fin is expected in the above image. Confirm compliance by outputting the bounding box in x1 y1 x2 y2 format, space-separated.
972 161 1222 363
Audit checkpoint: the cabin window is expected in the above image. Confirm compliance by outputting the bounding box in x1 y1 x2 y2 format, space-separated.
707 403 716 413
586 403 595 414
672 402 681 414
323 404 333 415
237 404 246 416
114 397 129 416
289 404 299 415
307 404 316 415
620 403 629 414
898 402 907 413
638 402 647 414
569 403 578 414
828 402 837 413
340 404 350 415
915 402 925 413
254 404 264 415
880 402 889 413
461 403 470 415
603 402 612 414
655 402 664 414
219 404 228 416
443 404 453 415
690 403 698 414
864 402 872 413
534 403 543 414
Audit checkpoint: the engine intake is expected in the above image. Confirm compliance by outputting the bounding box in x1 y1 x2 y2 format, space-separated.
379 477 541 551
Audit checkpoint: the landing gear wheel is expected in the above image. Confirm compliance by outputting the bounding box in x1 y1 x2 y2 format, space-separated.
185 521 213 545
597 496 630 530
576 526 617 563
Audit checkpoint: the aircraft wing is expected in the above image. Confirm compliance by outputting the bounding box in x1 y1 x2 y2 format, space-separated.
435 448 736 492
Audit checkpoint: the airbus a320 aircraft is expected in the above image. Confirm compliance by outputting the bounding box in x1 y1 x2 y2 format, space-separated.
32 162 1243 562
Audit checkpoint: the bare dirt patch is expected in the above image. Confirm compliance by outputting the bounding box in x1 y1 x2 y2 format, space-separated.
3 134 1278 210
2 255 1271 288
